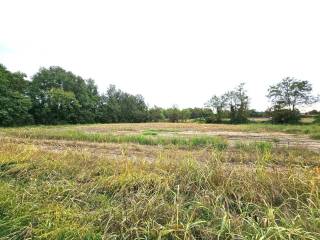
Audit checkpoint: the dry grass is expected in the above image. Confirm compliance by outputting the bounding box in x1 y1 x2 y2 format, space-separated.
1 123 320 239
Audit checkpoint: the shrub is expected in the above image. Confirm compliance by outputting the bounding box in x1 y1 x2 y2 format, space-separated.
271 109 301 124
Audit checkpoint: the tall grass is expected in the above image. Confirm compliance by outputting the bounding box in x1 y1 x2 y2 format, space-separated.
239 123 320 139
3 128 228 150
0 143 320 239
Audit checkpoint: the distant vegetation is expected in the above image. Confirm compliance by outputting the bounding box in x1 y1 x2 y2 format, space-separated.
0 63 319 126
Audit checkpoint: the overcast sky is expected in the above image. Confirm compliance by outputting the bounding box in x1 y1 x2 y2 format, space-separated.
1 0 320 110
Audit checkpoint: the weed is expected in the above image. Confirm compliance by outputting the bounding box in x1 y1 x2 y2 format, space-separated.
0 142 319 239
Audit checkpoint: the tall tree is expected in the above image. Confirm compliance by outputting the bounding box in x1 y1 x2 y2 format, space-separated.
30 66 100 124
165 106 181 123
267 77 318 123
206 83 249 123
97 85 148 123
205 95 227 122
267 77 317 111
0 64 33 126
46 88 80 124
148 106 165 122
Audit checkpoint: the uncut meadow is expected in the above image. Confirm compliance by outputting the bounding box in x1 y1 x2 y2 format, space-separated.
1 122 320 239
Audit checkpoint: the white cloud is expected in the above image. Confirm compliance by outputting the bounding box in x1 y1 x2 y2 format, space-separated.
1 0 320 110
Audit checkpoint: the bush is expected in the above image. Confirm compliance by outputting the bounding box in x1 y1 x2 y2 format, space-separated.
271 109 301 124
314 115 320 124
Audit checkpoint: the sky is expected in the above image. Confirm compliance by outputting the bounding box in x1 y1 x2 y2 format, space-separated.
1 0 320 111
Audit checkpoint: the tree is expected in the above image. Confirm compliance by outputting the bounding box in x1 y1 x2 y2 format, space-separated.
206 83 249 124
267 77 318 123
165 106 180 123
248 109 266 118
270 106 301 124
97 85 148 123
267 77 317 111
205 95 227 122
46 88 80 124
180 109 191 122
148 106 164 122
226 83 249 123
30 66 100 124
0 64 33 126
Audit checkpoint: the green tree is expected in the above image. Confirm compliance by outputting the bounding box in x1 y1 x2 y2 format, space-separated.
0 64 33 126
165 106 180 123
205 95 227 122
180 109 191 122
224 83 249 123
30 66 99 124
267 77 317 111
267 77 318 123
46 88 80 124
148 106 164 122
97 85 148 123
206 83 249 124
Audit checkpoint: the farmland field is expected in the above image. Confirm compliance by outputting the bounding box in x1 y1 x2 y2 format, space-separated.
1 123 320 239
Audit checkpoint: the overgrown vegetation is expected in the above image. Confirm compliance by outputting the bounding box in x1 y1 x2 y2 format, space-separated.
206 83 249 123
3 127 228 150
1 138 320 239
267 77 319 124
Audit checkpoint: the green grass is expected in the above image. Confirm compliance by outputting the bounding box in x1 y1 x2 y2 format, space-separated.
237 123 320 139
2 127 228 150
235 141 273 153
0 143 320 239
142 130 159 136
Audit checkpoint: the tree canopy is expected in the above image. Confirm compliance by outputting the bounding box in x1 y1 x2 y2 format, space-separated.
206 83 249 123
267 77 319 123
267 77 317 111
0 64 33 126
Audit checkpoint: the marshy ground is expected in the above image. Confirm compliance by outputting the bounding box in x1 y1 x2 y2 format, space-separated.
1 123 320 239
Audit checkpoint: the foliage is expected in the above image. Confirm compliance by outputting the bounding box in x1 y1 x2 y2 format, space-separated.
97 85 148 123
46 88 81 124
205 95 227 122
206 83 249 123
164 106 181 122
270 107 301 124
162 107 214 123
0 63 151 126
0 64 33 126
1 63 319 127
267 77 317 111
148 106 165 122
267 77 318 124
30 66 100 124
247 109 266 118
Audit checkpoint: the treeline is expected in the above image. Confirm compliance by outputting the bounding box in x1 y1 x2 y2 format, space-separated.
1 64 151 126
0 64 214 126
0 63 319 126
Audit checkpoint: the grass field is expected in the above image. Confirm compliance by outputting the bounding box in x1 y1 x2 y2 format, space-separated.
1 123 320 239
